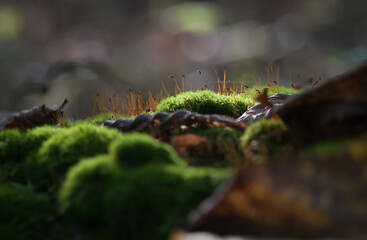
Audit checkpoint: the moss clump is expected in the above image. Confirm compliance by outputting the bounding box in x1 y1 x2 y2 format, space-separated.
0 126 57 183
0 184 56 240
0 129 24 164
0 126 57 163
58 155 119 227
30 124 120 192
110 133 186 168
156 87 300 118
241 119 291 162
59 155 229 240
157 90 249 118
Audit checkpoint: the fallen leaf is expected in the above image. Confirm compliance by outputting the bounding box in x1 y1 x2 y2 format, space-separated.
4 116 35 131
4 98 68 131
291 83 301 89
255 88 273 108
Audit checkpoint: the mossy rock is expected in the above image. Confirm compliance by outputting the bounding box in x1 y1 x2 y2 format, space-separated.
240 119 291 162
0 126 57 183
59 155 230 240
110 133 186 168
156 90 249 118
0 184 58 240
29 124 120 193
156 87 299 118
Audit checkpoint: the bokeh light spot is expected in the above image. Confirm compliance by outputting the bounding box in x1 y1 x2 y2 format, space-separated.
160 2 226 34
0 6 23 40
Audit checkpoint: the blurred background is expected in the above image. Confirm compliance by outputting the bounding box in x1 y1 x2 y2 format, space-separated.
0 0 366 118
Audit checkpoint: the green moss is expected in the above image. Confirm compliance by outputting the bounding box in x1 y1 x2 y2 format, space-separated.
0 126 57 183
240 119 291 162
30 124 120 192
59 155 229 240
156 87 299 118
119 165 229 240
59 155 119 226
157 90 249 118
0 126 56 163
0 129 24 164
0 184 56 240
110 133 186 168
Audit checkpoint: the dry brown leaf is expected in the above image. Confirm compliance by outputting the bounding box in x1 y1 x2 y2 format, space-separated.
4 99 68 131
255 88 273 108
4 116 35 131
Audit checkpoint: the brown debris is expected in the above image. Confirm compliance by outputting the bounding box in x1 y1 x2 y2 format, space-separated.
103 110 246 141
3 98 68 131
291 83 301 89
186 154 367 238
279 63 367 108
236 93 294 125
255 88 273 108
276 63 367 145
4 116 35 131
171 133 214 162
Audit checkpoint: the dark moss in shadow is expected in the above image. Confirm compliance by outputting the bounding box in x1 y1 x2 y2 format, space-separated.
0 126 57 183
0 184 63 240
58 155 119 230
0 126 57 163
59 154 229 240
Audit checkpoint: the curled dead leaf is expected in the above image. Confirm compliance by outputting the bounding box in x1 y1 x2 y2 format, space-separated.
255 88 273 108
3 98 68 131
